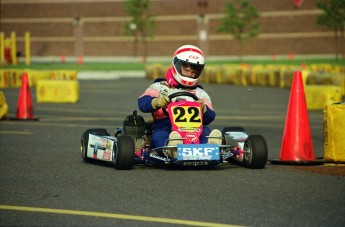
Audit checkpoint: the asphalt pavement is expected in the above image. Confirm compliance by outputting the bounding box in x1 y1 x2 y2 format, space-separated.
0 75 344 227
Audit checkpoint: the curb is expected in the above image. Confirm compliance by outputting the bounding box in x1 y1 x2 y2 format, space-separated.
78 70 145 80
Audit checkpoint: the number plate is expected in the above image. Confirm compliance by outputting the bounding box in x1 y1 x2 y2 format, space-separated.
170 105 202 129
177 144 220 161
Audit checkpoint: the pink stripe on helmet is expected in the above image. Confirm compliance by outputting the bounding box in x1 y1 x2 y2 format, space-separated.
180 78 195 86
174 47 204 57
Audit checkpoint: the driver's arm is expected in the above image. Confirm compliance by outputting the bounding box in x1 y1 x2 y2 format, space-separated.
138 95 156 113
203 106 216 125
198 92 215 125
151 96 170 109
139 82 174 112
138 83 159 113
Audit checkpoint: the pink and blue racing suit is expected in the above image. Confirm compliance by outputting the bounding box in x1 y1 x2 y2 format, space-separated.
138 68 216 149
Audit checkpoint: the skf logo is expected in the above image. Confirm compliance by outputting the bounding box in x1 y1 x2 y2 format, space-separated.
189 55 199 60
181 147 215 156
177 144 220 161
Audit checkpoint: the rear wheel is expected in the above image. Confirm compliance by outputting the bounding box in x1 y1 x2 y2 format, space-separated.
81 128 110 162
243 135 268 169
113 136 135 170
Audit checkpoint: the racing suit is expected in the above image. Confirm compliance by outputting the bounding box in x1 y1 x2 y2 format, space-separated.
138 68 216 149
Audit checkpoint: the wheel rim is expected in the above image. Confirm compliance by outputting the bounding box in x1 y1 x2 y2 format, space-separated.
81 139 85 158
243 141 252 163
113 143 117 164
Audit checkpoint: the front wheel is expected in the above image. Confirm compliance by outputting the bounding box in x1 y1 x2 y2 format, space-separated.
113 136 135 170
243 135 268 169
81 137 91 163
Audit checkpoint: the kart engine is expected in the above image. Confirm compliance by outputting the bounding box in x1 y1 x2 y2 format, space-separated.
123 110 146 150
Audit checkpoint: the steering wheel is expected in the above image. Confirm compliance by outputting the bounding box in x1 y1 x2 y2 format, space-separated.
162 92 199 117
168 91 199 101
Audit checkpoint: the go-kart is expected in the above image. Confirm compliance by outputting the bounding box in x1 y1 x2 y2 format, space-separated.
80 92 268 170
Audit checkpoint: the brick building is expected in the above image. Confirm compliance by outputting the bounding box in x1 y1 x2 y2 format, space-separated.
0 0 337 58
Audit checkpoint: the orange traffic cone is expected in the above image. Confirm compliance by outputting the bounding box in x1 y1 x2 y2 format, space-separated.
12 73 38 121
271 71 323 165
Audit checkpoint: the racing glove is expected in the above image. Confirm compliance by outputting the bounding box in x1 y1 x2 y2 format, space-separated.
197 99 207 113
151 96 170 110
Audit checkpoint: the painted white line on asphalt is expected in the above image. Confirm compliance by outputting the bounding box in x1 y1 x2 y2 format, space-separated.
0 131 32 135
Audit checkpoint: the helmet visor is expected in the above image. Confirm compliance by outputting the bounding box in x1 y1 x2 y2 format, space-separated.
174 57 205 79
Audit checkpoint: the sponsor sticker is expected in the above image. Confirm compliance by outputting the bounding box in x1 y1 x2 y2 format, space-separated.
177 144 220 161
88 134 114 161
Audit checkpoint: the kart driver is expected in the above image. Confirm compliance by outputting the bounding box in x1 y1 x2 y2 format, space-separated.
138 44 222 152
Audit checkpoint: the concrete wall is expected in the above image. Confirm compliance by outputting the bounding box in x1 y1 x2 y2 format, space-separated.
0 0 337 58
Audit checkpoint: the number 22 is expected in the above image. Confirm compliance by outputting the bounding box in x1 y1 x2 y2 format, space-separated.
173 107 201 123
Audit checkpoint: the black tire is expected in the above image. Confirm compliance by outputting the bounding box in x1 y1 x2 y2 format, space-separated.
222 127 246 136
243 135 268 169
113 136 135 170
81 128 110 162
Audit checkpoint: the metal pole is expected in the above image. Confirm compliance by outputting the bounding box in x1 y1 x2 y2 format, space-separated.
10 31 17 65
25 32 31 66
197 0 208 56
74 17 84 63
0 32 4 65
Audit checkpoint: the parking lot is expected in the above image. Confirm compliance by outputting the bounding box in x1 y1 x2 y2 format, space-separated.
0 77 344 226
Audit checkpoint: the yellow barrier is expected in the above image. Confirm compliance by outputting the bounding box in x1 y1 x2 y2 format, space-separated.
28 70 53 87
50 70 78 80
0 70 6 88
323 103 345 162
200 66 211 83
145 64 166 80
36 80 79 103
145 65 153 80
205 66 220 84
144 64 344 99
0 91 9 119
305 85 342 110
243 68 255 85
1 69 23 88
306 72 345 96
221 65 245 85
0 69 78 88
309 64 333 72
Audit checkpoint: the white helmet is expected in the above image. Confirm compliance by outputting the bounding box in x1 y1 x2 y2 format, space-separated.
171 45 205 87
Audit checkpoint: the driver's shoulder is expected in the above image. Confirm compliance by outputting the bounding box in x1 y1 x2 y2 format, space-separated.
195 85 207 94
194 86 211 99
152 78 171 88
153 78 166 83
197 84 204 90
